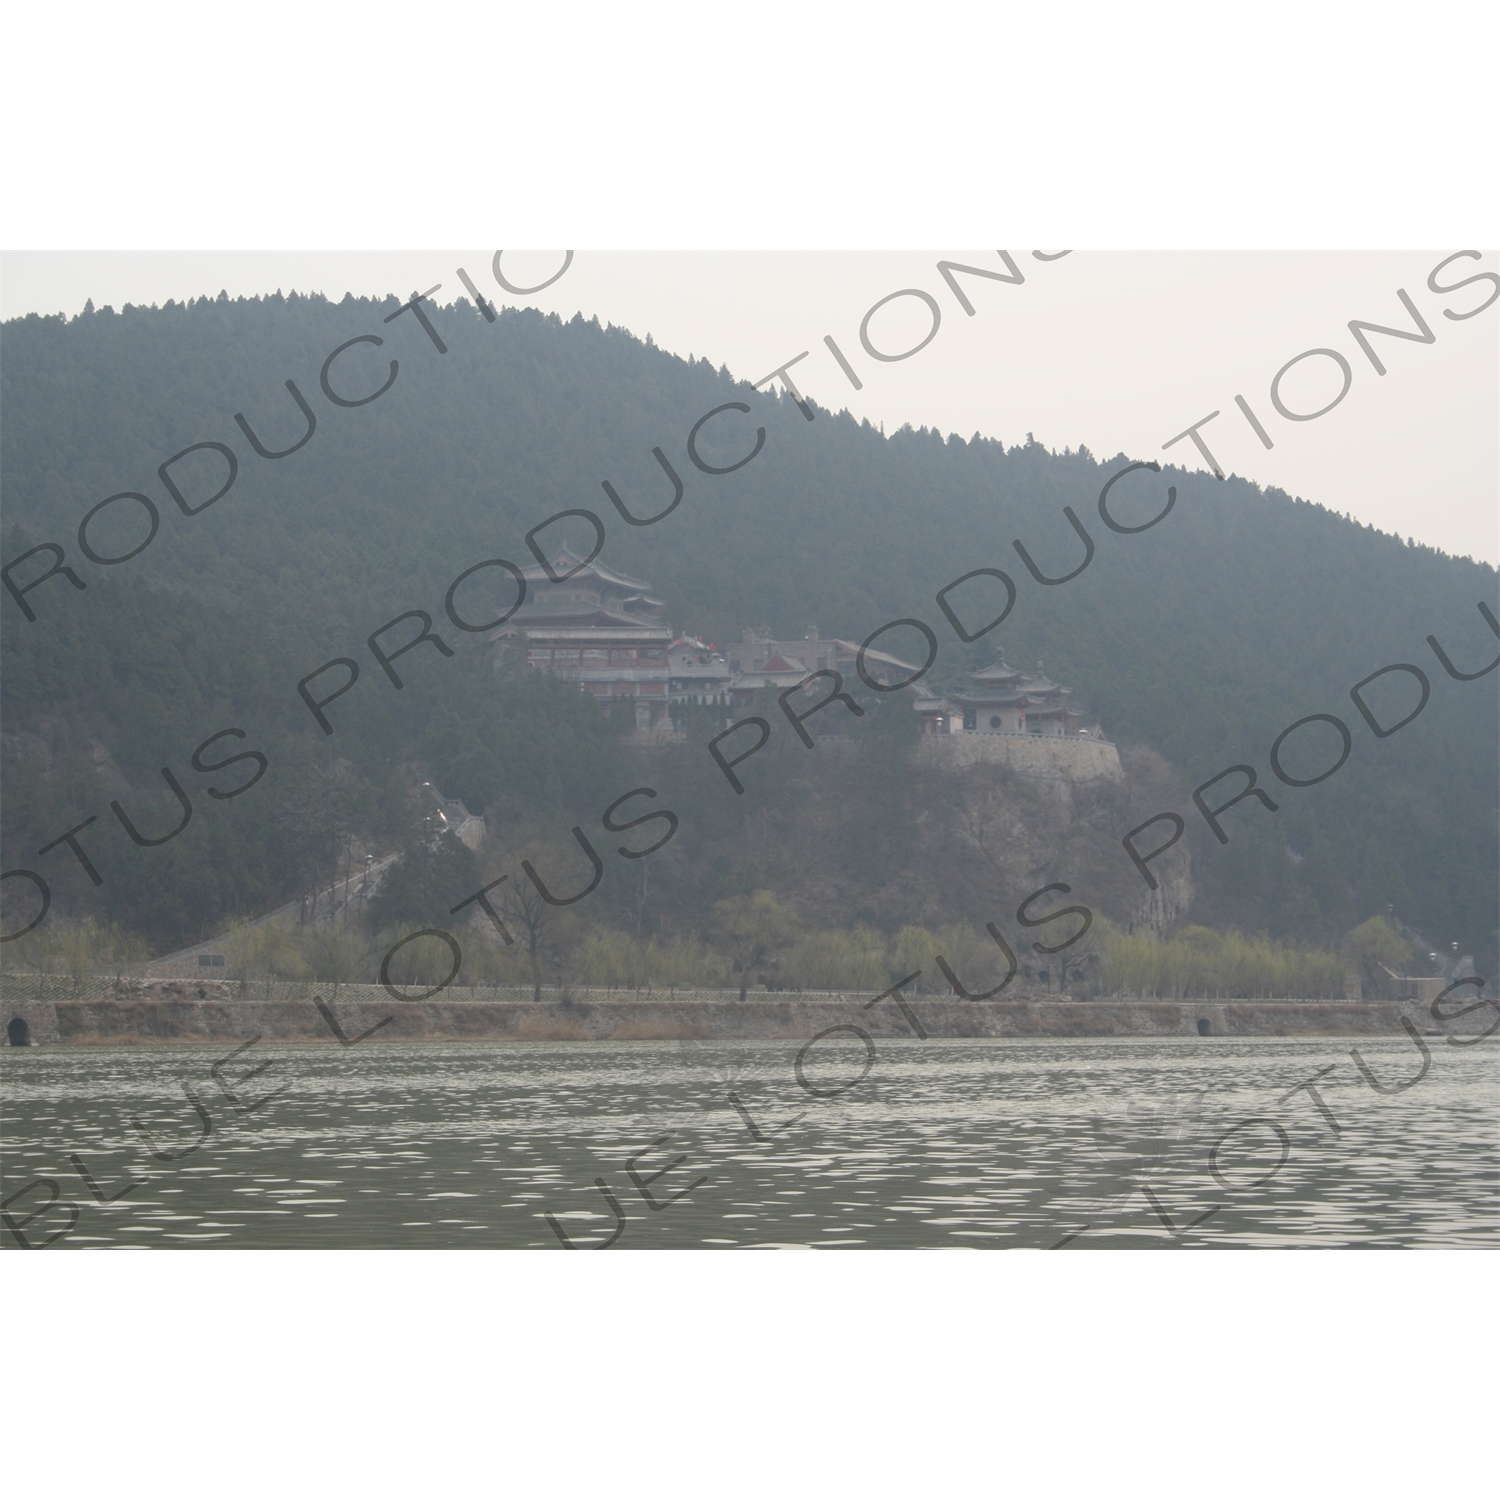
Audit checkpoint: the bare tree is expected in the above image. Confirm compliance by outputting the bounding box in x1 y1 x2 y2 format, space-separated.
486 844 584 1002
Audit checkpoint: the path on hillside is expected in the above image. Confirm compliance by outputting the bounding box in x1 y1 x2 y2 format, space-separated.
147 852 403 974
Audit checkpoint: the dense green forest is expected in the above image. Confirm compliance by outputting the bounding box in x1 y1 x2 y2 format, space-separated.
2 292 1495 976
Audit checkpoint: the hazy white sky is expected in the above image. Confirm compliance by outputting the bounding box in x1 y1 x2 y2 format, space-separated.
3 249 1495 562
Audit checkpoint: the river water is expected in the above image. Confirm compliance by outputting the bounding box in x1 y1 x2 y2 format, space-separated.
3 1036 1496 1249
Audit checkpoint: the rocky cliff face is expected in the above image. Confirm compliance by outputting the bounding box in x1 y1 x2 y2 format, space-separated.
917 734 1124 783
915 741 1193 937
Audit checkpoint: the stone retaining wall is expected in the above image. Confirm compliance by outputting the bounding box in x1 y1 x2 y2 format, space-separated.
917 734 1124 782
4 994 1447 1045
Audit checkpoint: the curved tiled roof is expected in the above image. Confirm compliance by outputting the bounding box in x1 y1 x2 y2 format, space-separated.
490 600 666 634
952 689 1029 707
970 658 1025 682
519 547 654 591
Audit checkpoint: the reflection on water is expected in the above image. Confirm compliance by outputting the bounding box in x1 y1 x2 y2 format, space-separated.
2 1037 1496 1249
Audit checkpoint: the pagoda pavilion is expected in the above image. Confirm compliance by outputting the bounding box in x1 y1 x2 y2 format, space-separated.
918 654 1086 738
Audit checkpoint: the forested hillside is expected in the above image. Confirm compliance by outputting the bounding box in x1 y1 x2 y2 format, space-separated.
2 292 1495 973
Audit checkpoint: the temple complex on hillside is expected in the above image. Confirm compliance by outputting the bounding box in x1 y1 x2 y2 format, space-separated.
492 552 1103 744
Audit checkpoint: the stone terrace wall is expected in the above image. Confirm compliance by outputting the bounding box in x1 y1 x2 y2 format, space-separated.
917 734 1124 783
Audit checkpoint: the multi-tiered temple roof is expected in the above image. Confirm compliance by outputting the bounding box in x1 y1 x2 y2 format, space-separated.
920 654 1088 738
490 550 675 727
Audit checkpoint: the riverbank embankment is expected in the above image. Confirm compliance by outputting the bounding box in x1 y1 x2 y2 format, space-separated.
2 982 1442 1044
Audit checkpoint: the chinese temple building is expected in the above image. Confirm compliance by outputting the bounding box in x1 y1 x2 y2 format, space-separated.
920 654 1087 738
489 549 675 728
727 627 922 704
668 635 734 707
